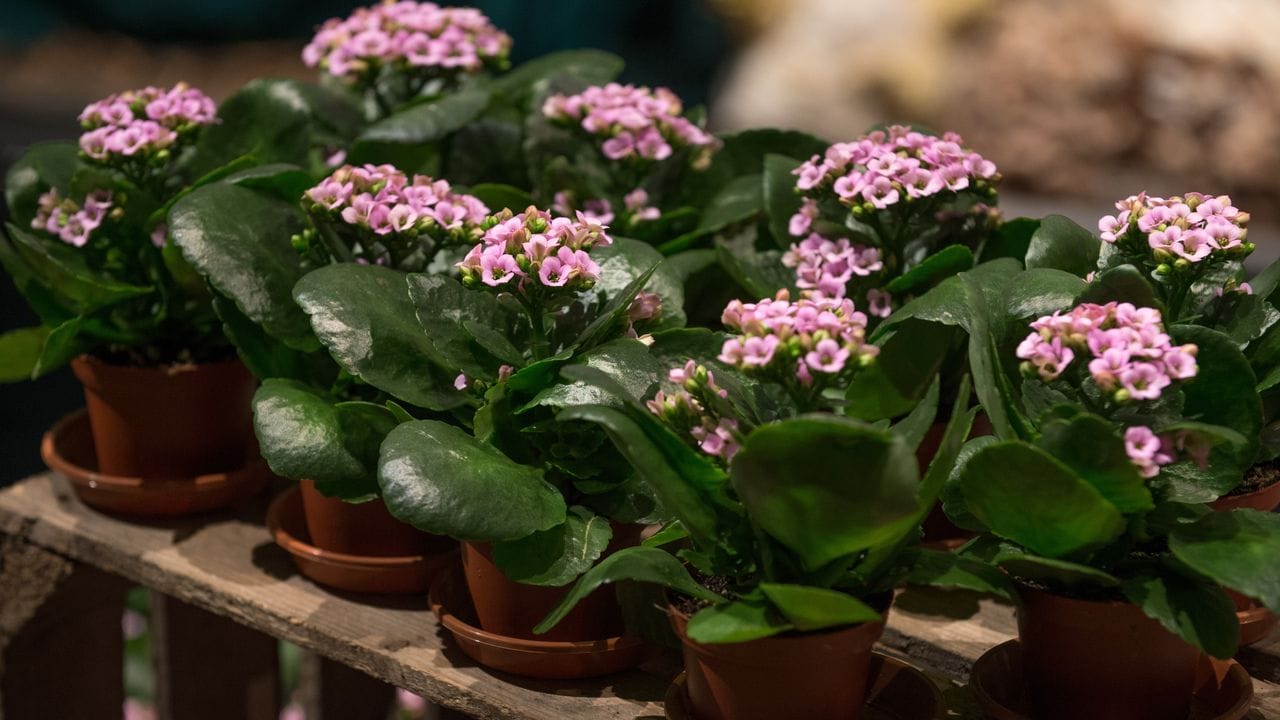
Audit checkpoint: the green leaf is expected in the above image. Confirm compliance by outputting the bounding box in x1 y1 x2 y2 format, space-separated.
759 583 882 631
192 79 319 174
32 316 87 378
959 536 1120 589
5 223 153 312
686 597 791 643
885 245 975 296
522 338 663 411
378 419 565 541
958 442 1125 558
169 183 315 350
1170 324 1262 462
847 320 955 421
492 506 613 587
1078 265 1163 312
5 142 82 226
714 233 794 299
463 183 534 214
1002 268 1088 335
731 415 921 569
251 380 387 501
295 264 461 410
762 154 801 248
979 217 1039 264
573 257 657 351
688 173 763 242
1121 574 1239 660
1035 413 1153 513
225 163 315 201
0 326 49 382
905 548 1014 599
491 50 625 102
405 272 511 380
1169 509 1280 613
212 294 335 385
357 84 491 146
1025 214 1099 277
533 546 720 635
890 374 941 451
961 272 1031 440
591 236 686 331
940 436 995 532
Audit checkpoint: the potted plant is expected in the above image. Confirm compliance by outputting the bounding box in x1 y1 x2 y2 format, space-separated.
529 287 1004 719
944 280 1279 719
295 205 679 651
0 83 265 511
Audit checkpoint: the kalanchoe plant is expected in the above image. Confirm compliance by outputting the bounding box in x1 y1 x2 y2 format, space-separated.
303 0 512 119
531 83 721 248
945 290 1280 659
318 205 687 584
776 125 1002 318
0 83 234 377
531 359 1002 642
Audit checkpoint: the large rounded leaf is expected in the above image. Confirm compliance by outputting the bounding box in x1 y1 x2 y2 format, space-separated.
1169 324 1262 460
491 506 612 587
294 264 460 410
169 183 314 350
1025 214 1098 276
378 419 565 541
1169 509 1280 613
958 441 1124 558
1035 413 1153 513
730 415 921 570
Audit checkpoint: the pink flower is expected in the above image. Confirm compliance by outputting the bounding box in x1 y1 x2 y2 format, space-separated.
1119 362 1171 400
454 373 469 390
1162 345 1198 380
867 288 892 318
804 338 850 374
1125 425 1168 478
480 250 521 286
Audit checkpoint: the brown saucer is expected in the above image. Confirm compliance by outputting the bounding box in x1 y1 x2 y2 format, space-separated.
428 565 651 680
42 410 267 517
970 641 1254 720
664 652 944 720
267 485 457 595
1232 592 1278 647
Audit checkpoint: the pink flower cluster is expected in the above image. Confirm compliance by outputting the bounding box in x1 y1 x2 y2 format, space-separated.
303 2 511 82
457 206 611 292
718 290 878 387
306 164 488 238
647 361 741 461
792 126 998 213
1016 302 1197 401
542 83 719 164
781 234 885 306
78 84 216 161
31 189 114 248
1124 426 1175 479
1098 192 1251 266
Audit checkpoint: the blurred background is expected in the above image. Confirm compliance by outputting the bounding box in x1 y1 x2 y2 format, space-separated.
0 2 1276 717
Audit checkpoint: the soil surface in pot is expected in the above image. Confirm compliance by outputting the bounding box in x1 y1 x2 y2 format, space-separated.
1231 457 1280 496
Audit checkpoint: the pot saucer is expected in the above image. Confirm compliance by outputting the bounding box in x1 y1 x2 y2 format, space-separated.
664 652 944 720
42 410 267 517
970 640 1253 720
1231 591 1278 647
267 486 458 595
428 565 651 680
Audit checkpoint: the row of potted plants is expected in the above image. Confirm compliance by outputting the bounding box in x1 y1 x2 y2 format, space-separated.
3 3 1279 719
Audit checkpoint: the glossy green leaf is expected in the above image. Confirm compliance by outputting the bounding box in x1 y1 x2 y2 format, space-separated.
491 49 625 102
192 79 318 174
686 597 791 643
0 326 48 382
847 320 955 421
169 183 314 350
1035 413 1153 513
759 583 882 631
378 419 565 541
573 256 658 351
958 442 1124 558
696 173 763 238
940 435 996 533
979 217 1039 264
463 183 534 214
521 338 663 411
1170 324 1262 461
1169 509 1280 613
405 272 511 380
762 153 802 248
32 316 88 378
358 84 491 145
5 142 82 226
492 506 613 587
295 264 461 410
1078 265 1163 311
252 380 387 500
959 536 1120 589
591 236 683 332
1121 574 1239 659
890 374 941 451
225 163 315 201
6 223 152 312
1025 214 1099 277
731 415 921 569
885 245 974 296
212 294 336 385
533 546 720 635
905 548 1014 598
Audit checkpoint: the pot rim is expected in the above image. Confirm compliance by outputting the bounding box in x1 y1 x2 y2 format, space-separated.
666 592 890 650
71 352 245 378
269 485 437 566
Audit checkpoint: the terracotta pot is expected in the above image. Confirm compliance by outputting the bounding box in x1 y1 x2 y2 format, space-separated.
298 480 448 557
669 604 886 720
1209 478 1280 512
919 412 993 546
1016 585 1201 720
70 355 256 478
461 523 643 642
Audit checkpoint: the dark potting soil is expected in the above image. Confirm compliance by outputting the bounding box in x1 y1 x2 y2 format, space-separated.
1016 576 1126 603
93 341 237 369
1231 458 1280 496
672 573 736 616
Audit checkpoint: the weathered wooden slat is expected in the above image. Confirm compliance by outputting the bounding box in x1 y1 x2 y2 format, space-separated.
0 535 128 720
298 651 396 720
